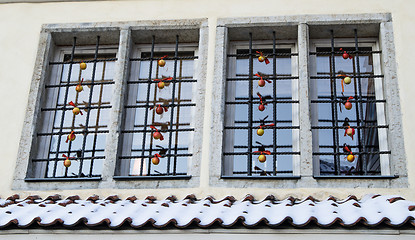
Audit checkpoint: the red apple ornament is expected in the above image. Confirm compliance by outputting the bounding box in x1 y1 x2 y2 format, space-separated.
66 131 76 143
255 73 272 87
158 55 168 67
344 96 353 110
256 51 270 64
150 125 164 141
76 78 84 93
254 150 271 163
68 101 83 115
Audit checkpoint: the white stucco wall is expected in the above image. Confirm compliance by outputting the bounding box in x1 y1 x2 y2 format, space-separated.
0 0 414 200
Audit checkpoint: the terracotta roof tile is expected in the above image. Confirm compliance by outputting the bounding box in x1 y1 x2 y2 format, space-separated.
0 194 413 229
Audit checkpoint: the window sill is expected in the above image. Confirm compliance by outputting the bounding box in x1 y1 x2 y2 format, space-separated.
24 177 102 182
113 175 192 180
313 175 398 179
221 176 301 180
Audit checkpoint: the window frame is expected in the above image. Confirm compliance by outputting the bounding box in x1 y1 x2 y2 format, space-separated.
13 19 208 190
309 38 391 177
210 14 407 189
222 40 300 177
116 43 199 178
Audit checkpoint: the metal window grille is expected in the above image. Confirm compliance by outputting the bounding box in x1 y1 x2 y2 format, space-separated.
31 36 117 180
117 35 197 178
310 29 389 176
222 32 300 178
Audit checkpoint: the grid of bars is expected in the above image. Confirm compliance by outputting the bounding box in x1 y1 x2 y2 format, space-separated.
118 35 197 177
32 36 117 179
310 29 389 176
223 32 299 177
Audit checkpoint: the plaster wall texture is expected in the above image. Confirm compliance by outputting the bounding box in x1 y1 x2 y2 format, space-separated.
0 0 414 201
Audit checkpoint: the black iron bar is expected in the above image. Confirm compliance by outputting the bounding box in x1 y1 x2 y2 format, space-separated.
228 53 297 57
89 60 107 177
227 76 298 81
234 145 292 148
124 103 195 108
272 31 277 176
226 100 299 104
50 37 77 178
138 36 156 176
49 58 117 65
311 125 388 129
233 170 293 174
311 99 385 103
78 36 100 177
225 126 300 129
38 130 108 136
127 79 197 84
310 50 381 55
119 153 192 159
33 156 105 162
167 35 180 176
42 105 112 111
130 56 197 61
310 75 383 79
49 149 104 154
173 60 184 175
45 81 114 88
330 30 341 175
224 152 300 155
354 29 368 175
131 147 188 152
247 33 253 176
121 128 194 133
313 151 390 155
235 120 292 124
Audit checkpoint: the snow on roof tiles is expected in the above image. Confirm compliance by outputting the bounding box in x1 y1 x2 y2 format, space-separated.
0 194 414 229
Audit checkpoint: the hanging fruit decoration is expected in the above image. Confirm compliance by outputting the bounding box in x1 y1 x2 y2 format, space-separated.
256 116 275 136
68 101 83 115
344 96 353 110
344 125 356 140
339 74 352 93
152 153 162 165
255 73 272 87
80 61 87 70
339 48 353 60
257 92 268 111
343 144 356 162
254 150 271 163
65 131 76 143
75 78 84 93
150 104 168 115
62 154 74 168
158 55 168 67
256 51 270 64
154 77 173 89
150 125 164 141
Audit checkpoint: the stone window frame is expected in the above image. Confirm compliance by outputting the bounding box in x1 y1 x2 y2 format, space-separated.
13 19 208 190
210 13 408 189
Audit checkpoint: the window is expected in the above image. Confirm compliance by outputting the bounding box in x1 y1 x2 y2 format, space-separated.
14 20 208 189
116 36 198 178
28 35 118 180
211 14 405 188
222 30 300 178
309 27 390 177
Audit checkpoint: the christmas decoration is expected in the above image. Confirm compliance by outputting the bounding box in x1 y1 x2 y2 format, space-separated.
256 116 275 136
152 153 161 165
340 48 353 60
154 76 173 89
75 78 84 93
254 141 271 163
150 104 168 115
257 92 267 111
80 61 87 70
338 73 352 93
65 131 76 143
255 73 272 87
158 55 168 67
344 96 353 110
62 154 73 168
343 143 356 162
68 101 83 115
344 126 355 140
256 51 270 64
150 125 164 141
